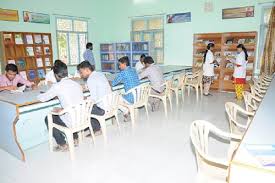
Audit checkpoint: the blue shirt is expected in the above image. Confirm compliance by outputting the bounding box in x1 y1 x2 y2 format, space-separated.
112 67 140 103
83 49 95 65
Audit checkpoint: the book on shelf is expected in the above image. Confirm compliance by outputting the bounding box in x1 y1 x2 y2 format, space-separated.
132 43 149 51
42 35 50 44
44 47 51 55
45 57 51 67
25 34 33 44
19 71 27 80
238 39 245 44
3 33 12 43
17 59 26 70
26 47 34 56
34 35 42 44
37 69 46 79
116 43 130 51
7 60 16 64
101 44 114 52
244 38 255 44
225 39 234 45
36 58 44 68
28 70 36 80
15 34 23 44
35 46 43 55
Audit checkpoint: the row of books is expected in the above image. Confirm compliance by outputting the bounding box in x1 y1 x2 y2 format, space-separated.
19 69 47 80
101 54 115 61
7 57 52 70
100 44 115 52
224 51 254 57
225 38 256 45
132 43 149 51
25 46 51 56
4 33 50 45
116 43 131 51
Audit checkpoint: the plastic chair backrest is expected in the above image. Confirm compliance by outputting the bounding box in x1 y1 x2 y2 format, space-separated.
128 83 151 105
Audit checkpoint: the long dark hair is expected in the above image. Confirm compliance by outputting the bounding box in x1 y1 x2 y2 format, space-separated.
237 44 248 61
203 43 215 63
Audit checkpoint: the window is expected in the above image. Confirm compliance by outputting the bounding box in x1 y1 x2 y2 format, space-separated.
257 6 272 70
56 18 88 65
131 17 164 64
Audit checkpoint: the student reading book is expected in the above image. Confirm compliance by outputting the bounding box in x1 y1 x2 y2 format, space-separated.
0 64 35 91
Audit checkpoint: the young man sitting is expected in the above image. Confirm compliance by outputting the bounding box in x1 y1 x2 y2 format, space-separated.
112 56 140 121
0 64 35 91
37 62 84 151
77 61 112 135
139 56 165 111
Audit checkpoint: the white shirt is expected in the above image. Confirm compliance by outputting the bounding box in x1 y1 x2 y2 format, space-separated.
87 71 112 111
135 61 144 73
45 70 57 83
37 78 84 127
233 51 247 78
203 50 215 76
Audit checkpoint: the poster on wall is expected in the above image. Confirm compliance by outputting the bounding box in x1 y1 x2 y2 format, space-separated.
0 8 19 22
167 12 191 24
222 6 254 19
23 11 50 24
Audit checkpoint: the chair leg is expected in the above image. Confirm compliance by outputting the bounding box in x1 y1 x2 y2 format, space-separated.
163 99 168 118
175 89 179 106
181 87 185 103
200 83 203 98
129 107 135 127
168 95 173 111
48 114 54 152
114 112 121 130
188 86 190 96
66 133 75 160
88 123 96 145
99 119 107 143
145 104 149 119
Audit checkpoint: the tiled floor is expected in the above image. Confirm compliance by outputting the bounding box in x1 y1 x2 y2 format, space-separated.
0 91 237 183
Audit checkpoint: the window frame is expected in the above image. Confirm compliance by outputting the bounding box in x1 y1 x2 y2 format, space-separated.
55 17 89 66
131 16 164 64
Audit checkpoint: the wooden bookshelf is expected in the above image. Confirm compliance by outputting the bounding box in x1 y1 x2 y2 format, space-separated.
0 31 53 82
193 31 257 92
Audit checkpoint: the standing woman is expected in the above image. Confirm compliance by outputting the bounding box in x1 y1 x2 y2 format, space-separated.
233 44 248 100
202 43 216 96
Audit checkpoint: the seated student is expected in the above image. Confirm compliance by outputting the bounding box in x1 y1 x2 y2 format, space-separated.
139 56 165 111
112 56 140 121
135 54 146 73
37 62 83 151
45 60 63 84
0 64 35 91
77 61 112 135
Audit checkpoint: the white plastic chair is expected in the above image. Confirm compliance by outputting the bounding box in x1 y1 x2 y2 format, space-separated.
185 70 203 101
47 100 95 160
169 74 187 106
190 120 241 183
122 83 151 126
242 91 260 112
249 84 265 99
149 80 173 117
90 92 120 142
225 102 255 136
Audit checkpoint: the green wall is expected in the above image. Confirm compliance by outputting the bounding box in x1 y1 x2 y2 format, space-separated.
0 0 273 73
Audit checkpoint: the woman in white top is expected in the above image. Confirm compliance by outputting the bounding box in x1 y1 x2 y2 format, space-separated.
232 44 248 100
135 54 146 73
202 43 217 96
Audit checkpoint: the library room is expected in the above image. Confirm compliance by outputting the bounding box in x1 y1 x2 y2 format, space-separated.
0 0 274 183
